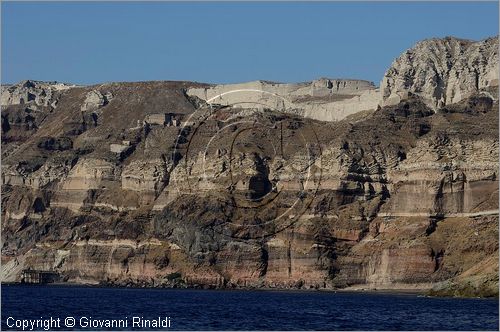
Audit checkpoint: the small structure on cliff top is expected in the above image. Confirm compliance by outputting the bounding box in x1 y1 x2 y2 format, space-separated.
144 113 182 127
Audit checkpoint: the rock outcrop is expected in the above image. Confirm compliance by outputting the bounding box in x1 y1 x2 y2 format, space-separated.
1 37 498 297
381 36 499 108
187 78 381 122
1 80 75 108
81 90 113 112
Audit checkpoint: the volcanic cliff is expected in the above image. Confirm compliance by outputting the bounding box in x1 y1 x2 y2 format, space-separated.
1 36 498 297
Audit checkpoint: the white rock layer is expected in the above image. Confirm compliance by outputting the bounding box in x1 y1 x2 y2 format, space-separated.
381 36 499 108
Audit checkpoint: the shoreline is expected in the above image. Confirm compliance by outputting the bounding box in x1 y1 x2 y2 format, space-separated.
3 281 495 299
0 280 425 293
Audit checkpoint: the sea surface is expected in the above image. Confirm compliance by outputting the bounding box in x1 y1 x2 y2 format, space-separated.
1 284 498 331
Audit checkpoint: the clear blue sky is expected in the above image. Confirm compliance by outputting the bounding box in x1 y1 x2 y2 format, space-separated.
2 2 498 86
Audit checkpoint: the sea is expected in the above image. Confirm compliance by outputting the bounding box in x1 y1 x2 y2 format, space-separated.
1 285 498 331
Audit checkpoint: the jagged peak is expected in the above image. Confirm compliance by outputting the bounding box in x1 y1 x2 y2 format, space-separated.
381 35 499 109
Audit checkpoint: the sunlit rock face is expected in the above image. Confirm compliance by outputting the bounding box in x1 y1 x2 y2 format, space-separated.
1 80 76 108
187 79 382 122
381 36 499 109
1 37 498 296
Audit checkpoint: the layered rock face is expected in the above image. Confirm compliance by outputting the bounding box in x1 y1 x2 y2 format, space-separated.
1 37 498 296
187 78 381 122
382 36 499 108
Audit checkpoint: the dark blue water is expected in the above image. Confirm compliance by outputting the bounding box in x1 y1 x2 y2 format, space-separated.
1 285 498 330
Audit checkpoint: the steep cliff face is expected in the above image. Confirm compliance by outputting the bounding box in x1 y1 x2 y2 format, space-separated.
381 37 499 108
187 78 381 122
1 37 498 296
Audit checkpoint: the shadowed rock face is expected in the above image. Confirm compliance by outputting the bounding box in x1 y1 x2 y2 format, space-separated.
1 37 498 296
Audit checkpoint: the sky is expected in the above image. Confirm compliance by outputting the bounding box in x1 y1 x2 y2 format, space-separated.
1 2 498 86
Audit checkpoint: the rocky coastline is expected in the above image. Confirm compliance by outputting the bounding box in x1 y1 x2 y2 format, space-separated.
2 36 498 298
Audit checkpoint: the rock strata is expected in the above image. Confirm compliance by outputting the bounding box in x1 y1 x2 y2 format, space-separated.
1 37 498 297
187 79 381 122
